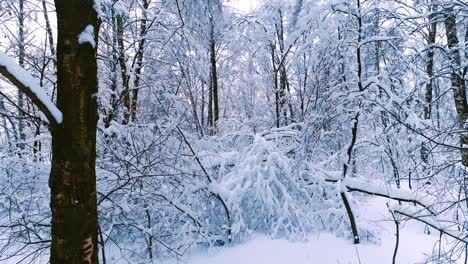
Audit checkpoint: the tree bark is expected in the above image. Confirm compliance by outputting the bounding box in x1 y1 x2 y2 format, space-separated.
424 10 437 120
208 72 213 128
444 7 468 167
390 210 399 264
209 18 219 129
17 0 26 151
276 9 293 124
50 0 100 263
42 0 57 68
421 6 437 176
104 8 119 128
116 13 131 125
339 0 364 245
130 0 149 122
270 44 280 128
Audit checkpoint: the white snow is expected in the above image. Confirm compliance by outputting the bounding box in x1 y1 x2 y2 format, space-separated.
78 25 96 48
93 0 102 18
317 168 434 212
158 198 463 264
0 51 63 123
391 205 468 244
161 234 431 264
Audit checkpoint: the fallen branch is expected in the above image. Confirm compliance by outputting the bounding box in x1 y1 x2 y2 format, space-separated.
393 207 468 244
318 170 436 215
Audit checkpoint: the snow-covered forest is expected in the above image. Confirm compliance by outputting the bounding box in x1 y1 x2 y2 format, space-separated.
0 0 467 263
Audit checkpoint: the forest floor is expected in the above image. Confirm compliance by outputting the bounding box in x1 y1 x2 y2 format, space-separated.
4 198 459 264
161 197 461 264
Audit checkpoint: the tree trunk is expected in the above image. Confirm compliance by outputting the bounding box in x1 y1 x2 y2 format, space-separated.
270 44 280 128
0 99 13 152
17 0 26 151
201 81 206 127
116 13 131 125
209 18 219 129
276 10 288 126
340 0 364 245
424 10 437 120
50 1 100 263
42 0 57 68
104 9 119 128
421 6 437 178
444 7 468 167
130 0 149 122
208 73 213 128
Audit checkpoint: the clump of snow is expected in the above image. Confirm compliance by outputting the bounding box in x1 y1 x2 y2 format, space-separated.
93 0 102 18
0 51 63 123
78 25 96 48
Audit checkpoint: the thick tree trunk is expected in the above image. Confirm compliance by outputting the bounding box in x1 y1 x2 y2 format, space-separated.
50 1 100 263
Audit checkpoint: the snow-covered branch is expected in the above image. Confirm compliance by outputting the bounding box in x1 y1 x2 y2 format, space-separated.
318 170 436 215
392 206 468 244
0 51 63 125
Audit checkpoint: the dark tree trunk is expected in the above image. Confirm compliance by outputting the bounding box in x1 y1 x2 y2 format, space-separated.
130 0 149 122
299 53 308 120
104 9 119 128
17 0 26 151
50 1 100 263
209 18 219 129
201 81 206 127
208 73 213 128
116 13 131 125
421 6 437 177
42 0 57 68
276 10 289 126
340 0 364 245
41 0 58 101
424 10 437 120
444 7 468 167
270 44 280 128
390 210 400 264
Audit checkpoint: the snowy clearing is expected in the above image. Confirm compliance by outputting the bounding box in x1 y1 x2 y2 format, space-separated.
100 198 461 264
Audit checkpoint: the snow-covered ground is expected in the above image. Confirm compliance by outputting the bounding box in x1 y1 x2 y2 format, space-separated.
161 198 458 264
3 198 460 264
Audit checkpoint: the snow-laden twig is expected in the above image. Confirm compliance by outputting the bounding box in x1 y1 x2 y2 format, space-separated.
0 51 62 125
315 168 467 245
317 169 436 215
391 206 468 244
